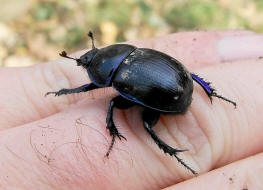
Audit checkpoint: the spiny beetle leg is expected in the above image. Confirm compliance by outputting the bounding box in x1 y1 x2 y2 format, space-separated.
191 73 236 108
142 109 197 174
45 83 99 97
105 96 134 157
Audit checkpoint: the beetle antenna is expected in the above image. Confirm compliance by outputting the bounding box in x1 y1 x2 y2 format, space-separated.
59 51 78 61
88 31 96 49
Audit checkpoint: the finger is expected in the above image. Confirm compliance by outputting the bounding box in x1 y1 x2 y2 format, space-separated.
0 30 259 129
0 62 91 129
164 152 263 190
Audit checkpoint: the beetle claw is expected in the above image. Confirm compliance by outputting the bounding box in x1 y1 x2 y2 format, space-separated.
176 149 188 152
45 91 55 97
117 134 127 141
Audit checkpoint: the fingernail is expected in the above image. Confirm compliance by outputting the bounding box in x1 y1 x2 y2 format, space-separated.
218 35 263 61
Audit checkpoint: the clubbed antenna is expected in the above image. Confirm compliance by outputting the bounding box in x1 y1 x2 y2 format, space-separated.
88 31 96 49
59 51 77 61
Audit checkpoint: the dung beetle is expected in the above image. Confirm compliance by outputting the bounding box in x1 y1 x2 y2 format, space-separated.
46 32 236 174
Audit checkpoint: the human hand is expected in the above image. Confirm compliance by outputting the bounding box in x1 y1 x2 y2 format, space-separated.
0 30 262 189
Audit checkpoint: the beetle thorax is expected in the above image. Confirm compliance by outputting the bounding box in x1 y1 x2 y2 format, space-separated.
87 44 137 87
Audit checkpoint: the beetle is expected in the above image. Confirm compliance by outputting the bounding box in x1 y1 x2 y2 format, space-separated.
46 32 236 174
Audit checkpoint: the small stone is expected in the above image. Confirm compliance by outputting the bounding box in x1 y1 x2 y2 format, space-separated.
100 21 118 45
0 22 17 48
0 45 8 59
0 0 30 21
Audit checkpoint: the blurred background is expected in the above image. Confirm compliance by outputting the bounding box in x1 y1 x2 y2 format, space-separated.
0 0 263 67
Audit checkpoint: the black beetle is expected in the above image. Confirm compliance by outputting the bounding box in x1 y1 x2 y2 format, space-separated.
46 32 236 174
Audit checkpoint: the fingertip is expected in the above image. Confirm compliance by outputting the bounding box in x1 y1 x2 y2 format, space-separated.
218 34 263 62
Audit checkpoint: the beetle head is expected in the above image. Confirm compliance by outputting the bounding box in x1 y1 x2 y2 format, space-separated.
59 31 98 68
77 47 98 67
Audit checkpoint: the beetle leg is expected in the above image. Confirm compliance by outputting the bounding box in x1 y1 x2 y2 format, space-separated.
45 83 99 96
105 95 134 157
142 109 197 174
191 73 236 108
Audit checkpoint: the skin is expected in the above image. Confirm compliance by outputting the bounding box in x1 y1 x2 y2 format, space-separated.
0 30 263 189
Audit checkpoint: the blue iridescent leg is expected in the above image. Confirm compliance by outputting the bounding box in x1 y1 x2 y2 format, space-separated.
45 83 99 96
191 73 236 108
